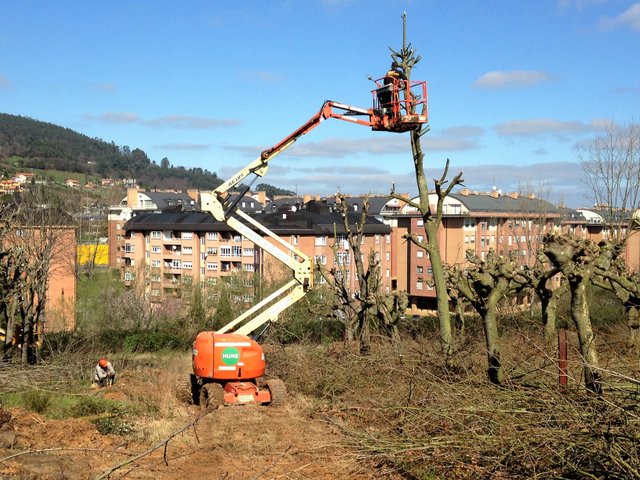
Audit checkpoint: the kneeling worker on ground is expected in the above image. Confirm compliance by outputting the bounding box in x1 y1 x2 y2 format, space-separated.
93 358 116 387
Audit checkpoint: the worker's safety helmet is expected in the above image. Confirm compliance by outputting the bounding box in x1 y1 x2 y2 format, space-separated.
99 358 108 368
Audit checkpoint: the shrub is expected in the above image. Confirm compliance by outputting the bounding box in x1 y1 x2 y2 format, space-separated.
23 390 52 414
69 396 111 417
93 416 135 436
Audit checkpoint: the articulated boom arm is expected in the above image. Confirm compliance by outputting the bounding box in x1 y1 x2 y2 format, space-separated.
201 91 428 337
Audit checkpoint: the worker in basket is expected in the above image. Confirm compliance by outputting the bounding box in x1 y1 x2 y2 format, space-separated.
93 358 116 388
377 62 406 116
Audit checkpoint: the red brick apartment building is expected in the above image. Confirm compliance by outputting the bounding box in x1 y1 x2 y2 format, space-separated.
6 214 76 332
110 187 639 316
117 200 391 302
381 190 640 313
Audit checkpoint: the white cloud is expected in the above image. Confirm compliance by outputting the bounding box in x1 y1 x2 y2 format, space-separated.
493 118 600 139
238 70 283 83
82 112 240 129
225 159 588 207
599 3 640 30
144 115 241 129
440 125 485 137
155 143 212 151
473 70 552 89
558 0 610 11
0 74 11 88
82 112 140 124
223 132 481 159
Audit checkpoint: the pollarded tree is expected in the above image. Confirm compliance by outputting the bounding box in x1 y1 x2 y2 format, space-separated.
447 250 528 384
2 187 76 363
317 194 407 354
388 15 464 364
542 233 618 394
592 244 640 351
525 253 566 349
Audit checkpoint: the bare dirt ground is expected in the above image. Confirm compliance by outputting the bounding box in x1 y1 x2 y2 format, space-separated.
0 375 398 480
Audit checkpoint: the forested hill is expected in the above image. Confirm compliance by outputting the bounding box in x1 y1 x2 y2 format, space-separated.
0 113 222 190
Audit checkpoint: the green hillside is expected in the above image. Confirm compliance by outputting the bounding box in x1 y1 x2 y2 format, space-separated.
0 113 222 190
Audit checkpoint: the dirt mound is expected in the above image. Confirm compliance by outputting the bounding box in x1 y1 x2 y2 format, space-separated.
0 407 123 479
0 387 393 479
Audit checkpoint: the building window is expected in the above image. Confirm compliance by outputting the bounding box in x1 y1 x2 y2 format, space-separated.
336 252 350 265
375 234 380 244
290 235 299 245
417 251 424 258
232 246 242 256
243 248 254 257
315 236 327 246
207 247 218 255
416 281 423 290
151 259 161 267
183 246 193 255
207 262 218 271
315 255 327 265
386 235 390 244
233 234 242 242
182 262 193 269
416 266 423 274
171 259 181 269
146 235 150 244
220 246 231 257
417 235 424 243
207 232 218 241
386 252 390 261
124 271 134 281
416 219 424 227
243 264 255 272
124 244 134 253
181 232 193 240
151 231 161 239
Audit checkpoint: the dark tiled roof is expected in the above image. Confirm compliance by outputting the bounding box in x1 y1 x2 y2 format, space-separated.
256 209 391 235
143 192 196 210
123 208 390 236
450 193 560 215
124 211 235 232
323 196 391 215
226 194 263 213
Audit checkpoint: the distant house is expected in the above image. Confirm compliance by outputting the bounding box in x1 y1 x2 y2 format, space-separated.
65 179 80 188
101 178 114 187
14 172 35 184
0 179 23 193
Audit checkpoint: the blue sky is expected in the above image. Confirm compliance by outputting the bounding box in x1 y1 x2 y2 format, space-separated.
1 1 638 207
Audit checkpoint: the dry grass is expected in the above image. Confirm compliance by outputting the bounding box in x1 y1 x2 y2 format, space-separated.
266 327 640 479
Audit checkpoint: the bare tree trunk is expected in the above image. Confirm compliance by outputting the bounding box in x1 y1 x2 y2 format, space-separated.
424 227 453 359
569 278 602 394
482 294 503 384
627 306 639 351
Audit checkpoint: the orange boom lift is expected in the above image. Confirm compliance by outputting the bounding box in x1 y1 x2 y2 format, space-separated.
189 76 428 407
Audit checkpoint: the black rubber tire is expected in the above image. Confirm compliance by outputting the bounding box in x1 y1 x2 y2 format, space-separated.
176 378 193 405
265 379 286 407
200 383 226 408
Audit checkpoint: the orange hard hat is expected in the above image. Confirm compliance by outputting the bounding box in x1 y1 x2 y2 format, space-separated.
99 358 108 368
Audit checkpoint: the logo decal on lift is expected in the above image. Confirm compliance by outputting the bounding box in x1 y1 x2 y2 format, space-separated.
221 347 240 365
